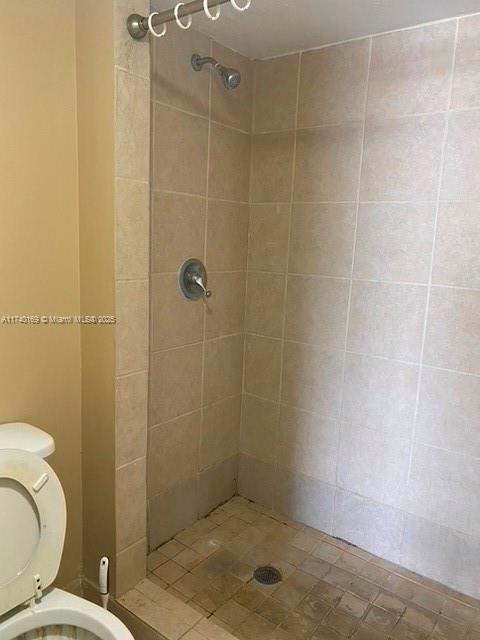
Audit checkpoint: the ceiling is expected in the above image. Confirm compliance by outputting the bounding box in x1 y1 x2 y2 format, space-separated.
152 0 480 59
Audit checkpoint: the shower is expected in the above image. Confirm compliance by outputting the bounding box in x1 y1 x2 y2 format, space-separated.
191 53 242 90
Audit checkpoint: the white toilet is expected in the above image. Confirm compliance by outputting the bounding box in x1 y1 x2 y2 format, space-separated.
0 423 134 640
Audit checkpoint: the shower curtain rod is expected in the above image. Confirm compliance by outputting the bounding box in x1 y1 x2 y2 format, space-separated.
127 0 230 39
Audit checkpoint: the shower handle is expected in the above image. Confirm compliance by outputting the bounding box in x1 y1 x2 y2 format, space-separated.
191 273 212 298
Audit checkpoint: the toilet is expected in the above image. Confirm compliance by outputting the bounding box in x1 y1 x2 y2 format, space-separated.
0 423 134 640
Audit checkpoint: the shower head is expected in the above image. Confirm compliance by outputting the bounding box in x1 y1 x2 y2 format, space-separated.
218 65 242 90
191 54 242 90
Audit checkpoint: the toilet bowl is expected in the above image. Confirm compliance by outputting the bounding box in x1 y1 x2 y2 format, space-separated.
0 423 134 640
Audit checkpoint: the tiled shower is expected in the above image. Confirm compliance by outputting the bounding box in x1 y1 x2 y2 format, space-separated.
147 12 480 600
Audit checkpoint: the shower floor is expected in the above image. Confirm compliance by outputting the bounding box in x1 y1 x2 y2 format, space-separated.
121 497 480 640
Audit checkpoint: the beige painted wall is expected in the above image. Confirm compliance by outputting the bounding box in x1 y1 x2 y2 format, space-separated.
0 0 82 586
0 0 149 596
75 0 117 587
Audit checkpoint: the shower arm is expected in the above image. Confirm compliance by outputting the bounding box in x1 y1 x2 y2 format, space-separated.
127 0 230 40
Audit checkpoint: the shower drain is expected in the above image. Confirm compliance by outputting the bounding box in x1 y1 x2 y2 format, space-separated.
253 566 282 585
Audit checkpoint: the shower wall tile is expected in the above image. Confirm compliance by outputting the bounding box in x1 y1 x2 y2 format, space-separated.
148 411 201 496
152 27 210 116
360 113 445 202
251 132 295 203
337 423 410 509
237 14 480 601
211 42 253 132
244 334 282 401
424 286 480 375
116 539 147 597
441 109 480 201
285 275 349 349
254 54 299 133
114 0 150 78
281 341 343 417
203 334 244 405
432 202 480 290
150 272 204 350
149 33 250 547
452 13 480 110
116 371 149 467
277 405 338 485
400 515 480 599
298 39 370 127
416 367 480 457
367 22 456 118
146 16 480 600
205 271 245 340
115 0 151 594
209 123 251 202
116 279 149 375
149 344 203 425
354 203 435 284
289 204 356 277
117 458 147 552
342 352 419 437
240 394 279 465
198 455 238 517
404 444 480 537
238 454 275 509
245 271 285 338
333 490 404 563
200 396 241 470
206 200 248 271
153 103 208 195
148 476 199 549
151 192 206 274
115 68 150 181
347 281 427 362
294 123 364 202
115 178 149 280
248 204 290 273
275 468 335 534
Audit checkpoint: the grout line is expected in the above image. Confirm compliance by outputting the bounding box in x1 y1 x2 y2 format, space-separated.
270 50 303 507
198 39 214 492
150 187 480 208
151 188 249 205
149 333 479 379
402 17 461 563
238 64 256 460
242 105 480 137
149 392 243 432
116 368 149 381
256 10 479 61
151 269 246 277
151 97 251 135
333 37 374 533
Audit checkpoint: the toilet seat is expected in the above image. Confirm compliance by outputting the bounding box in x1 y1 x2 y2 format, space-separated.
0 449 66 617
0 589 134 640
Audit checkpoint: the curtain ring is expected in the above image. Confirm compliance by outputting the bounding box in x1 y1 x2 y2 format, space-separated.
230 0 251 10
148 12 167 37
174 2 193 29
230 0 252 11
203 0 221 21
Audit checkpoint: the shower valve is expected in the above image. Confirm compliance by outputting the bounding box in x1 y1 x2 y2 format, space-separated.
178 259 212 300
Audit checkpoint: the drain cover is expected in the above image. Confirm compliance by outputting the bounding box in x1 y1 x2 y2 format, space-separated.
253 566 282 585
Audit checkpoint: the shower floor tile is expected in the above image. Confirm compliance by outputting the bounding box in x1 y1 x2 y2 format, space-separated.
140 497 480 640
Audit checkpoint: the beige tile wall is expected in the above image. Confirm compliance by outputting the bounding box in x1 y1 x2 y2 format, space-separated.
148 27 252 550
114 0 151 596
240 15 480 598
